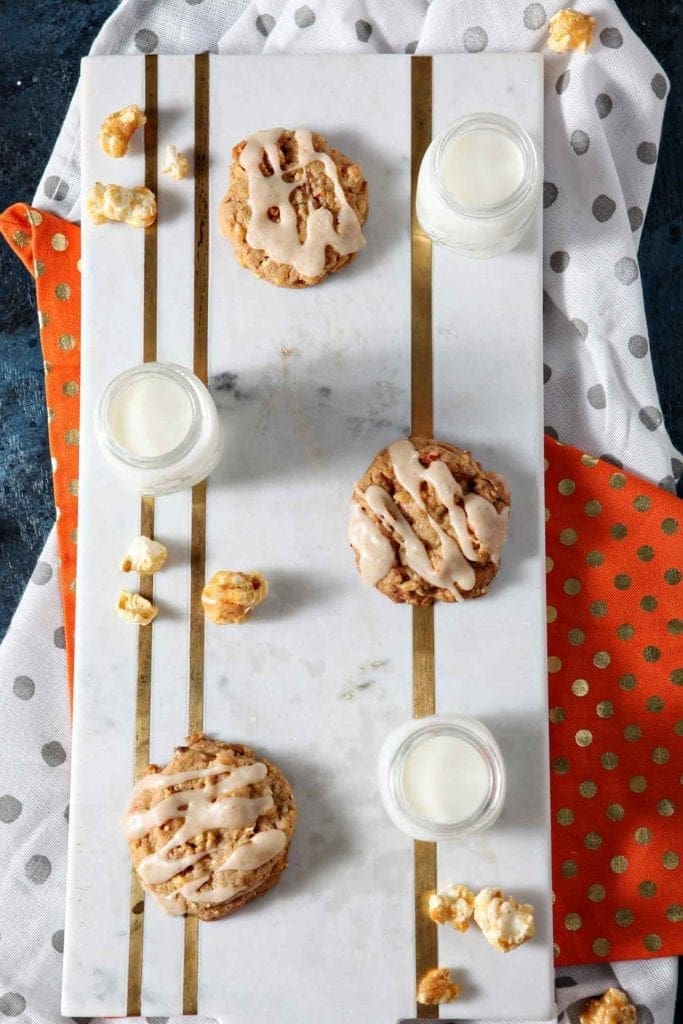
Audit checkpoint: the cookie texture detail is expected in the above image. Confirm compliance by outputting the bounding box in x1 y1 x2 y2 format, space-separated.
349 436 510 605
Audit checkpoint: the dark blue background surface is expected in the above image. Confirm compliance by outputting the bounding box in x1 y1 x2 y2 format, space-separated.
0 0 681 641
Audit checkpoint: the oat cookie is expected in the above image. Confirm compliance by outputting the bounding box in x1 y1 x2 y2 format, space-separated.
122 734 297 920
219 128 368 288
349 436 510 606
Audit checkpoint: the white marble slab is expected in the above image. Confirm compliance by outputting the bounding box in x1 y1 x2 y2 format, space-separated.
64 53 552 1022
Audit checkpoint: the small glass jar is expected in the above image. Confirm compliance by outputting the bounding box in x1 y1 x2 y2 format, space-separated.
378 715 506 841
95 362 223 496
416 112 542 259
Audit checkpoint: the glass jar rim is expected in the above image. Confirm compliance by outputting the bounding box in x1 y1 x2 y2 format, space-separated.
96 362 203 470
431 112 539 220
379 715 506 841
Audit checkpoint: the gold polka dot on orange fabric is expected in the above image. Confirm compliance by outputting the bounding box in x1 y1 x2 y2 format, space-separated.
0 203 80 696
545 436 683 965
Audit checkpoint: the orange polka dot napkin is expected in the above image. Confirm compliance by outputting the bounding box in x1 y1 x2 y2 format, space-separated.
1 204 80 694
2 205 682 967
545 445 682 965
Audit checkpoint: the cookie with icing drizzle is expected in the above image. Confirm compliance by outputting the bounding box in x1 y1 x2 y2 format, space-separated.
219 128 368 288
349 437 511 606
122 734 296 920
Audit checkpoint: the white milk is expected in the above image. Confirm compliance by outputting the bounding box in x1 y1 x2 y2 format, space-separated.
400 734 490 825
378 716 506 840
96 362 223 495
416 112 541 258
440 128 525 207
109 374 193 458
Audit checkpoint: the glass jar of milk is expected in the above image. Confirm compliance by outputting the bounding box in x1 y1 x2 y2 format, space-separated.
416 112 541 258
378 715 506 841
96 362 223 495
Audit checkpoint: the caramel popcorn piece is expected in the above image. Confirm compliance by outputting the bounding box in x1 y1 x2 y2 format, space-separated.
116 590 158 626
428 884 476 932
98 104 146 158
547 9 596 53
579 989 637 1024
86 182 157 228
416 967 460 1006
119 535 168 575
473 887 535 953
161 144 190 181
201 570 268 625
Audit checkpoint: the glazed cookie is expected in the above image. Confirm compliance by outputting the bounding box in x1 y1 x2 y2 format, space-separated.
122 734 297 921
219 128 368 288
349 436 510 606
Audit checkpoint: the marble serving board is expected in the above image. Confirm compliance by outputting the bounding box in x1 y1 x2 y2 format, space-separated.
64 53 553 1022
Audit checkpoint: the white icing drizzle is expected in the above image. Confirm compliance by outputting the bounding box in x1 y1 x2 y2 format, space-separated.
348 500 394 584
362 484 471 599
122 759 288 911
123 763 270 840
462 493 509 567
239 128 365 278
389 438 509 566
351 439 509 596
220 829 287 871
156 877 245 916
130 762 235 799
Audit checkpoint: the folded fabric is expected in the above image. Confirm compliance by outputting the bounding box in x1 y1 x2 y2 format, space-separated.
545 440 682 964
1 204 80 691
2 206 681 968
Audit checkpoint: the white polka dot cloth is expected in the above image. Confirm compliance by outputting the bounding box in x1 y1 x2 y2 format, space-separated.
2 2 678 1023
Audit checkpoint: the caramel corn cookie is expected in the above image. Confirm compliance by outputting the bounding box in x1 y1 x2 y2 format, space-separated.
219 128 368 288
349 436 510 606
122 734 297 920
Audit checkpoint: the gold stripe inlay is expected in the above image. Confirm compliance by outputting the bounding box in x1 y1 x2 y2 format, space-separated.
410 55 438 1021
126 52 158 1018
411 56 434 441
183 51 210 1015
183 916 200 1015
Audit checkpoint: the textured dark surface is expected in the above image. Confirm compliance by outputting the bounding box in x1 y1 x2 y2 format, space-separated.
0 0 681 644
